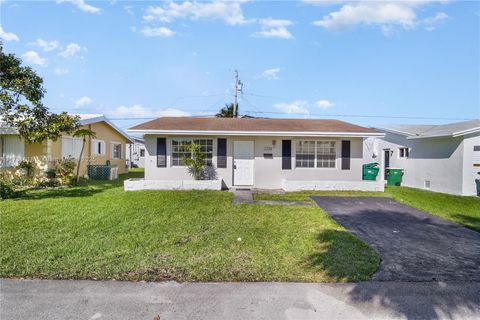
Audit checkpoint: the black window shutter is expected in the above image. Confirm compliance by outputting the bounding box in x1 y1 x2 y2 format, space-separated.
282 140 292 170
341 140 351 170
157 138 166 168
217 138 227 168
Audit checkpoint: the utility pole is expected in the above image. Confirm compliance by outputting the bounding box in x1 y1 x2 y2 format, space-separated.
233 69 242 118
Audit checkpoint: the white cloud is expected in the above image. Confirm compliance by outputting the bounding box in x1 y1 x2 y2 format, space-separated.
54 68 69 76
30 38 60 52
109 105 191 118
124 5 134 15
22 51 46 66
260 68 281 80
424 12 448 31
58 0 101 14
274 100 309 115
311 1 437 35
140 26 175 37
252 18 294 39
143 1 248 25
0 26 19 42
59 43 83 58
74 96 92 107
157 108 191 117
316 100 333 109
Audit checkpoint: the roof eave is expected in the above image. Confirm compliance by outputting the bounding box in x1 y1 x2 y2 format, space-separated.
373 127 415 137
406 134 454 140
80 116 133 143
452 127 480 137
127 129 384 138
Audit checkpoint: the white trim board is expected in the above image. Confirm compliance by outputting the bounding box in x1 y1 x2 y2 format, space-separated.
127 129 384 138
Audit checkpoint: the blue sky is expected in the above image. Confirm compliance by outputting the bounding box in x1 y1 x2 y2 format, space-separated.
1 0 479 130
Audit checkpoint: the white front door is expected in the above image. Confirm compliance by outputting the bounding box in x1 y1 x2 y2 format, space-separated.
233 141 254 186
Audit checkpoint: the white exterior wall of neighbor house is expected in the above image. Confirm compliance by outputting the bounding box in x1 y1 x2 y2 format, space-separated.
126 140 146 168
462 132 480 195
368 132 477 196
143 135 366 189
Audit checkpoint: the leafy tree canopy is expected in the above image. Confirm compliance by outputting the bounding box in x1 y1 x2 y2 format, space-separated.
0 44 79 143
215 103 238 118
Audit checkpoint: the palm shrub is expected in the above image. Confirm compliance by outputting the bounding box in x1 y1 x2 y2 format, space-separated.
182 143 205 180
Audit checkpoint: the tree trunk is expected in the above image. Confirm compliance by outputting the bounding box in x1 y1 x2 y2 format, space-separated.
75 138 86 183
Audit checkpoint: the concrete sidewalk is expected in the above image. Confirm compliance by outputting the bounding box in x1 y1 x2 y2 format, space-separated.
1 279 479 320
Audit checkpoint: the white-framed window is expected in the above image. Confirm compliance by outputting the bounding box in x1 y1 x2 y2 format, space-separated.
92 139 106 156
61 137 83 159
295 140 336 169
0 135 25 168
295 141 315 168
399 147 409 158
110 142 122 160
171 138 213 166
140 148 145 157
317 141 336 168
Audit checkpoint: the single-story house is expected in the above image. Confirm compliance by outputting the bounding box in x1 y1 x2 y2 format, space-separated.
126 117 385 191
126 136 146 168
0 114 132 179
365 119 480 196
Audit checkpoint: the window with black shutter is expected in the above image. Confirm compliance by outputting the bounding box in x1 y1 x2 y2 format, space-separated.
282 140 292 170
217 138 227 168
156 138 166 167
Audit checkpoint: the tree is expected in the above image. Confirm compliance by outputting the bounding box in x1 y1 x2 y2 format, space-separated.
215 103 238 118
72 128 96 183
182 143 205 180
0 43 79 143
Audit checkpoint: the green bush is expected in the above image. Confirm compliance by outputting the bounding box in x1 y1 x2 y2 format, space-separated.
14 160 37 186
0 180 16 200
52 157 76 185
36 178 61 188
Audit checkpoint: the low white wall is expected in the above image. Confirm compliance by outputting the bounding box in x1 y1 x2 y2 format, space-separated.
281 179 385 192
124 178 223 191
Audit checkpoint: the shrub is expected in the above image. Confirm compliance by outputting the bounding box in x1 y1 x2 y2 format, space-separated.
15 160 37 186
36 178 61 188
52 157 76 185
0 179 16 200
182 143 205 180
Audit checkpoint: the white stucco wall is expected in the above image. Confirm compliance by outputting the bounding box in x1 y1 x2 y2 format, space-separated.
143 135 365 189
372 131 477 196
462 132 480 196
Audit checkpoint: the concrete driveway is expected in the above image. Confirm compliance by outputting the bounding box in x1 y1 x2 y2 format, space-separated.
311 196 480 281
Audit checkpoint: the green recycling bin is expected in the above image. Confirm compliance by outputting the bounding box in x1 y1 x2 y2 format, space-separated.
362 163 380 181
386 168 404 186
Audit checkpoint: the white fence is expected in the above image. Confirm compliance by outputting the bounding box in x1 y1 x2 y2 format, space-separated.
281 180 385 192
124 179 223 191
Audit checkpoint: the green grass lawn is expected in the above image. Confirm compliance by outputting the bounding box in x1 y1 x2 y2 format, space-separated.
0 171 379 282
254 187 480 232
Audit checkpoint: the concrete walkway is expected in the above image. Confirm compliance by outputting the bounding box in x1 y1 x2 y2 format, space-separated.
232 189 311 206
1 279 479 320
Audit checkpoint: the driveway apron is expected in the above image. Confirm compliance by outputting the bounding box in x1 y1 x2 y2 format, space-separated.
311 196 480 281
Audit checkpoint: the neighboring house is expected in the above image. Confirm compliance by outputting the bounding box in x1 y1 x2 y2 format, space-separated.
126 117 384 191
126 136 146 168
0 114 132 178
366 120 480 196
